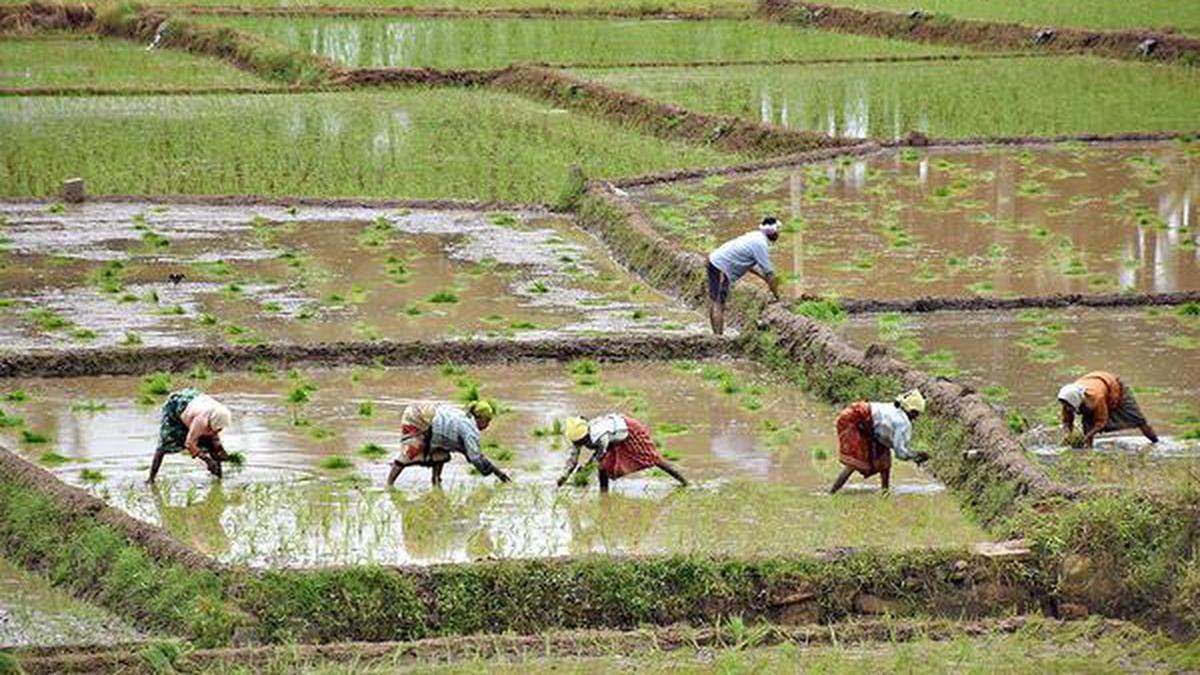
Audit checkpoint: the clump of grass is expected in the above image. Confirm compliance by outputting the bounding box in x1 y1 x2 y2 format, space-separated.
529 280 550 294
21 429 49 444
2 390 28 403
319 455 352 471
812 447 830 461
80 468 104 483
794 297 845 324
225 452 246 467
358 401 375 418
38 451 68 466
0 409 24 428
358 443 387 459
122 331 143 346
427 290 459 304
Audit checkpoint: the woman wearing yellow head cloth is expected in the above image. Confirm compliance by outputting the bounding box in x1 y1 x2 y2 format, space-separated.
387 400 511 487
829 389 930 494
556 413 687 493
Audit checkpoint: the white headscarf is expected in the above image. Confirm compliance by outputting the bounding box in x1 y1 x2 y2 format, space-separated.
208 403 232 432
1057 383 1085 411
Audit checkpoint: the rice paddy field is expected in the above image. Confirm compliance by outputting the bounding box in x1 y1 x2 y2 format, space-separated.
0 37 277 89
206 16 959 68
1 0 1198 670
581 57 1200 139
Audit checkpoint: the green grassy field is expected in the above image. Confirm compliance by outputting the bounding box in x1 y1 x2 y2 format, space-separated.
581 56 1200 139
0 38 275 89
0 89 744 202
206 16 958 69
61 0 756 11
822 0 1200 35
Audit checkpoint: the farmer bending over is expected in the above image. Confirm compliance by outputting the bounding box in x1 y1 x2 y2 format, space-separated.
1057 371 1158 449
387 400 511 487
148 388 232 483
557 413 687 493
830 389 930 494
705 216 782 335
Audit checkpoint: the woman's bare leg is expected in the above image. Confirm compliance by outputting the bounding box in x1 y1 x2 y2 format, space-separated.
387 460 405 487
655 459 688 487
829 466 854 494
147 449 166 483
431 462 444 487
1140 423 1160 443
880 467 891 493
598 469 610 493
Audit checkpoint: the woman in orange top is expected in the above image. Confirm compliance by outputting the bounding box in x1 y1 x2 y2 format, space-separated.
1057 371 1158 448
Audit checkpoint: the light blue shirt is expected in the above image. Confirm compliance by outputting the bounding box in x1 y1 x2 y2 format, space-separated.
430 406 495 476
708 231 773 284
869 403 917 461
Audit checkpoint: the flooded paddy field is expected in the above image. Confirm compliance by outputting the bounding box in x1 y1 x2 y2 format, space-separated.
580 56 1200 139
0 360 978 565
0 556 141 648
208 16 957 69
0 38 276 90
841 305 1200 491
0 202 702 350
0 90 744 203
630 142 1199 300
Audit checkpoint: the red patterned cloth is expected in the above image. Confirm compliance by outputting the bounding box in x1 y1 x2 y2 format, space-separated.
599 416 664 478
836 401 891 477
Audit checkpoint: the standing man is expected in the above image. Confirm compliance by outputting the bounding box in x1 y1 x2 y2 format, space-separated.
387 400 511 487
705 216 783 335
148 388 232 483
830 389 930 494
556 413 688 493
1057 371 1159 448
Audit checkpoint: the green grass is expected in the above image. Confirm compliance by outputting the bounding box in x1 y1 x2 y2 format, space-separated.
0 90 743 203
582 56 1200 139
95 0 756 11
208 17 956 69
0 38 274 90
820 0 1200 35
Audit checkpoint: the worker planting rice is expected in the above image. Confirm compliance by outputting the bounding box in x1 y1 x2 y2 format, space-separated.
557 413 688 492
830 389 930 494
1057 370 1159 449
147 388 232 483
387 400 512 487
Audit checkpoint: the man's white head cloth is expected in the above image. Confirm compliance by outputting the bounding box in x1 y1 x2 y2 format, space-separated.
208 402 232 432
759 217 780 237
1057 383 1085 411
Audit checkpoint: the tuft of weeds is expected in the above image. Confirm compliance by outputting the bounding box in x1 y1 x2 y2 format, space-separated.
80 468 104 483
357 401 375 418
38 451 68 466
19 429 48 444
319 455 352 471
427 290 459 304
358 443 387 460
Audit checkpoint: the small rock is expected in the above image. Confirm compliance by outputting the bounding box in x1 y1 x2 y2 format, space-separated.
62 177 85 204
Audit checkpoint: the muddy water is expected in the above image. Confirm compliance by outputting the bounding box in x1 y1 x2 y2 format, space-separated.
840 305 1200 488
631 142 1199 299
0 361 978 566
0 556 142 648
0 202 702 350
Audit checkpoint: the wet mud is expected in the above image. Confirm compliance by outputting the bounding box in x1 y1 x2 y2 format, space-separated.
0 556 142 649
0 202 704 354
840 306 1200 438
761 0 1200 65
0 361 969 565
629 142 1200 300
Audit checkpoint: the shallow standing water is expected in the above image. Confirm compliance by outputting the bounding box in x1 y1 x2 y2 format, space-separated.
0 556 141 648
630 142 1199 300
0 361 980 566
0 202 702 350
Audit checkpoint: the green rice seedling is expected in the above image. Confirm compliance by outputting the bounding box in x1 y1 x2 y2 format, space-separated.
358 401 375 418
225 451 246 467
188 364 212 381
319 455 352 471
352 320 383 341
0 409 24 428
657 422 689 436
794 297 846 324
2 390 28 403
741 395 763 411
981 385 1010 403
139 372 173 401
309 426 336 441
427 290 459 304
38 451 69 466
528 281 550 294
80 468 104 483
813 447 830 461
27 307 71 331
70 400 108 413
121 331 143 346
489 213 518 227
358 443 387 459
140 231 170 249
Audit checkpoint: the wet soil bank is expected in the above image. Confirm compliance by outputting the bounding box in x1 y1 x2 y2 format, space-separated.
12 616 1092 674
96 3 340 86
837 291 1200 315
0 335 732 379
2 193 542 213
489 66 854 160
0 85 302 97
577 184 1074 520
334 66 501 88
0 446 219 572
760 0 1200 65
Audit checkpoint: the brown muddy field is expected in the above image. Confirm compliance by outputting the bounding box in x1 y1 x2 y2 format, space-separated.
629 142 1199 300
0 556 141 648
0 360 978 566
0 202 703 351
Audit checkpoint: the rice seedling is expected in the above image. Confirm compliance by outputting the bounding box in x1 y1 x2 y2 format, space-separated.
427 290 459 304
70 400 109 413
79 468 104 483
319 455 353 471
38 450 68 466
0 409 24 428
358 401 375 418
358 443 387 459
0 91 742 203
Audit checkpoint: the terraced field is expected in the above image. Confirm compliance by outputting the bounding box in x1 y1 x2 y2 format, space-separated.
0 0 1196 671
